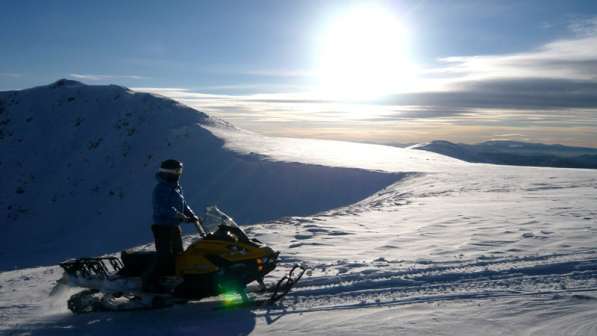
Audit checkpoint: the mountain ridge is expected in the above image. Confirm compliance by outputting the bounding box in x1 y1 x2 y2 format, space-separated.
412 139 597 169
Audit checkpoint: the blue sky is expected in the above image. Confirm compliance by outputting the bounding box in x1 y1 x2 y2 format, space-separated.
2 0 597 146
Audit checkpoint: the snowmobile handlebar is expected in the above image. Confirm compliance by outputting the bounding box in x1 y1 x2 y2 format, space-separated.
192 220 207 237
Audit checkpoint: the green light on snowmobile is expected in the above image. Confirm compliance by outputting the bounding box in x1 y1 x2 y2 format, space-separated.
218 280 245 307
221 291 243 306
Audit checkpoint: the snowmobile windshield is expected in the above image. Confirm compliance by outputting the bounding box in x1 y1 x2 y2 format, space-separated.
201 206 251 242
203 206 239 231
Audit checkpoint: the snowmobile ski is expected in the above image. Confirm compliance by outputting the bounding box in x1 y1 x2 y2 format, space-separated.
265 264 306 304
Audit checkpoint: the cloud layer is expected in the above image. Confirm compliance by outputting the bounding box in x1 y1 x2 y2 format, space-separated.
135 17 597 147
70 73 148 81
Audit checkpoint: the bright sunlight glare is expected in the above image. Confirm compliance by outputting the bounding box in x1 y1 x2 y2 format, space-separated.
317 5 417 101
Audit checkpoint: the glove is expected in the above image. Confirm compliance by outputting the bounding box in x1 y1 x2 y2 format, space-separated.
175 212 188 222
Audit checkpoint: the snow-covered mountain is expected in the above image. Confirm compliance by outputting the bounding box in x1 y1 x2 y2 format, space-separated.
1 80 596 335
413 140 597 169
0 79 402 270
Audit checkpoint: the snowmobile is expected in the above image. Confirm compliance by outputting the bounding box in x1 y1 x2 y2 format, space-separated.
57 206 306 313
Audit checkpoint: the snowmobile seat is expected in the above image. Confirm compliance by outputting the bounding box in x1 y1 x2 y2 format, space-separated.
119 250 158 276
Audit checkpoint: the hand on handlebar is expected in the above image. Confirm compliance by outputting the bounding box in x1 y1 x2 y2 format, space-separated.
175 212 195 223
189 215 199 223
185 214 202 224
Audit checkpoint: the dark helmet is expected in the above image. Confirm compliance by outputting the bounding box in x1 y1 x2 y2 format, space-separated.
159 159 183 176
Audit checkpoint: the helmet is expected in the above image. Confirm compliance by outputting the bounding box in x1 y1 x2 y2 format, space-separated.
159 159 183 175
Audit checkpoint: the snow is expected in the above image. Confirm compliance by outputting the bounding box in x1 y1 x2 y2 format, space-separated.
1 81 597 335
0 80 403 270
205 125 466 173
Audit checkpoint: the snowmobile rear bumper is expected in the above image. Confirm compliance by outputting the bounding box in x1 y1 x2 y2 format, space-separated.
60 257 123 279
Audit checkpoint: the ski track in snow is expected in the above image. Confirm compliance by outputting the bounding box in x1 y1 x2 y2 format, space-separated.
259 252 597 311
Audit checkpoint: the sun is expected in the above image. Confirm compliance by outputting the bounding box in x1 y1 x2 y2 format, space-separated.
316 6 416 100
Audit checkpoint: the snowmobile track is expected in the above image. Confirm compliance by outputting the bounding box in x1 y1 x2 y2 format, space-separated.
263 252 597 312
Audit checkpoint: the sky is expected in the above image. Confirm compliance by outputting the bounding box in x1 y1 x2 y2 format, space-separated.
1 0 597 147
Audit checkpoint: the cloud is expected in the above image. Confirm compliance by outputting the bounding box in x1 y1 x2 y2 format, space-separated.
372 17 597 128
493 133 526 138
0 73 22 78
384 78 597 110
242 69 315 78
423 18 597 85
133 17 597 147
568 16 597 36
134 84 597 146
70 73 148 81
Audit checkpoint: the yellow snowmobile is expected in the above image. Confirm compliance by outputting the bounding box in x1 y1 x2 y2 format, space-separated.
59 206 305 313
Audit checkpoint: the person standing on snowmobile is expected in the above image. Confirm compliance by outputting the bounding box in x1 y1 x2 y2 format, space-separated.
143 159 199 292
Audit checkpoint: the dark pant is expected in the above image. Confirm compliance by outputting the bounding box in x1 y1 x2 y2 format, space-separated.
152 224 183 257
142 224 183 291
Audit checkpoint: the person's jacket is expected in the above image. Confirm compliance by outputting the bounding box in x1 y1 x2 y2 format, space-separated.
152 173 195 225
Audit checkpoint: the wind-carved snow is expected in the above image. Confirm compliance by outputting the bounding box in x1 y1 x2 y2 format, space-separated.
1 80 597 335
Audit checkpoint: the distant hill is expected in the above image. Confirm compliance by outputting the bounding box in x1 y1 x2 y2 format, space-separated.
412 140 597 169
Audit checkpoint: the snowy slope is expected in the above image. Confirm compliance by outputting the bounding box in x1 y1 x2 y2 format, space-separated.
0 80 402 270
1 81 597 335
